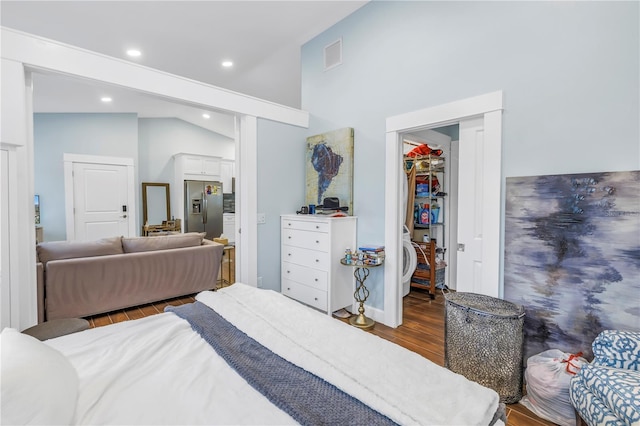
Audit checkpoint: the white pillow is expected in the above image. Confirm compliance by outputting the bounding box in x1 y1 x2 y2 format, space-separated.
0 328 79 425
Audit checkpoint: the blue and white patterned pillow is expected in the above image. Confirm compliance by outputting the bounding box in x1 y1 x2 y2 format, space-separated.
592 330 640 371
575 364 640 425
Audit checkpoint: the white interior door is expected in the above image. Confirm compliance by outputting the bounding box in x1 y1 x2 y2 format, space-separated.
456 115 501 297
73 162 130 240
456 117 484 293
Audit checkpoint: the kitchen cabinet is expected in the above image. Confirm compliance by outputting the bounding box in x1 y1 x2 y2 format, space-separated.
174 153 221 179
220 160 234 194
280 214 356 315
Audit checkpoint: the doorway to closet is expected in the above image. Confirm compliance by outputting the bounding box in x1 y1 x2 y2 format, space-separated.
383 91 503 328
402 125 459 297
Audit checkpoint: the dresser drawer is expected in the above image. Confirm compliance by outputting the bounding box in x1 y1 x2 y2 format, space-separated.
281 246 329 270
282 228 329 251
281 279 327 311
282 219 329 233
281 262 328 291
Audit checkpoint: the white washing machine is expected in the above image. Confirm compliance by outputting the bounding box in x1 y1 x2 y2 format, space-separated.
222 213 235 244
402 226 417 297
401 168 417 297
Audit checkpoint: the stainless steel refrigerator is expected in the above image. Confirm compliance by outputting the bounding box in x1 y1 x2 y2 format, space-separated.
184 180 223 240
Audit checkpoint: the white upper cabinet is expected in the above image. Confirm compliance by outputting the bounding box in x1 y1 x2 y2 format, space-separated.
175 153 222 179
221 160 235 194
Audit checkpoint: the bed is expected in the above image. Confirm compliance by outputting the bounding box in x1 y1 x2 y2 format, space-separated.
1 283 505 425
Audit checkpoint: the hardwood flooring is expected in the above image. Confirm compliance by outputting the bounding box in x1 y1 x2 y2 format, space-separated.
86 284 554 426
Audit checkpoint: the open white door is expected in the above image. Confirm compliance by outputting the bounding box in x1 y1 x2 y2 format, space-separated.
456 117 485 294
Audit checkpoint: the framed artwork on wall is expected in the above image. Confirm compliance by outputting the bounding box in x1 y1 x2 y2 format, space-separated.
504 170 640 360
305 127 354 214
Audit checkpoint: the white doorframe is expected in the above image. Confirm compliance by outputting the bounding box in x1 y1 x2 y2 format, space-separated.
236 115 259 286
384 91 503 328
2 28 309 328
63 154 136 241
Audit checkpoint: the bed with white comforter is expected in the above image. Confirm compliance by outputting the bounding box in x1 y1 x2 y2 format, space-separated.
1 283 503 425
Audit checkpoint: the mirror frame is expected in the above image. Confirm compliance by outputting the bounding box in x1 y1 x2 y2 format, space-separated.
142 182 171 225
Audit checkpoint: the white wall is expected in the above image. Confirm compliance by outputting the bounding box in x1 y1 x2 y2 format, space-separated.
301 1 639 308
256 118 308 291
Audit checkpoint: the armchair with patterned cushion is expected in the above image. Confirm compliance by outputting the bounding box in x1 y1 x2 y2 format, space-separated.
569 330 640 426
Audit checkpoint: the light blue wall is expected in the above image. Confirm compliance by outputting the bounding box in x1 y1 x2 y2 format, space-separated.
34 113 138 242
301 1 639 308
257 118 308 291
34 114 234 242
138 117 234 221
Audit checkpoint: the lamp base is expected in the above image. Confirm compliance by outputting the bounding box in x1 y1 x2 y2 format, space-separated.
349 313 375 330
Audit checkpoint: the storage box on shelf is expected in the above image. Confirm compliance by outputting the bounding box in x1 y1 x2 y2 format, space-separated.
410 239 446 299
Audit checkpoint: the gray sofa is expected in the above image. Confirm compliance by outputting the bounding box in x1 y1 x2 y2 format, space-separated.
36 233 224 322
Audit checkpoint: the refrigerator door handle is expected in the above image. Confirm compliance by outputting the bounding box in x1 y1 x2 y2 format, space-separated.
202 192 207 224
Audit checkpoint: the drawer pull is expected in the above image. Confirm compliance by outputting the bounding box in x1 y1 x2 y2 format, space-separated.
314 297 318 301
315 259 319 262
287 270 290 274
288 236 292 239
315 240 319 243
288 253 291 256
315 225 319 229
315 278 318 281
287 287 291 291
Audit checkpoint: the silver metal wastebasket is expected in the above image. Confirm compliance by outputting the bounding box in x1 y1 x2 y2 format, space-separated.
444 292 525 403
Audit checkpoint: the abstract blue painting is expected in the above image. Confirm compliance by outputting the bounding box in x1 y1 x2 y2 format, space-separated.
504 170 640 361
305 128 354 214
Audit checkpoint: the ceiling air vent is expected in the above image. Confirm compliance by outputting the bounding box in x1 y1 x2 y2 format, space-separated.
324 38 342 71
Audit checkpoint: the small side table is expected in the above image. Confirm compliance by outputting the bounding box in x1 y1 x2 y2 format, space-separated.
340 259 383 330
218 245 234 288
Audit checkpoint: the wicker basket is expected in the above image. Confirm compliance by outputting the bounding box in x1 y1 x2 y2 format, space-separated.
444 292 525 403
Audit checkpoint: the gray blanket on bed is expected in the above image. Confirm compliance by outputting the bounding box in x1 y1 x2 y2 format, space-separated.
167 301 397 426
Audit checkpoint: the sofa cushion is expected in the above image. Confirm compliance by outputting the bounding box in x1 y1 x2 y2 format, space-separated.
122 232 204 253
37 236 123 264
574 364 640 425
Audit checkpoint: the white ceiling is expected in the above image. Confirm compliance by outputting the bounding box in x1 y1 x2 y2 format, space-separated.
1 1 367 137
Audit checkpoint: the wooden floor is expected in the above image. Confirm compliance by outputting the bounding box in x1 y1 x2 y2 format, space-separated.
86 284 554 426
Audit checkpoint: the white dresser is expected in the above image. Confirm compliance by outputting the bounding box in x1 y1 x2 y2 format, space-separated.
281 214 357 315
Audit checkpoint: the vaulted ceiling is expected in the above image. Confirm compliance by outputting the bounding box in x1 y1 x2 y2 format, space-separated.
1 1 367 135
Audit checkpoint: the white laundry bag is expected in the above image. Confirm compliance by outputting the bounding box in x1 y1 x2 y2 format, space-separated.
519 349 588 426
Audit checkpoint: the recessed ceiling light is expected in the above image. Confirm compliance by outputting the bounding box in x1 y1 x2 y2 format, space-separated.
221 60 233 68
202 113 210 119
101 97 112 103
126 49 142 57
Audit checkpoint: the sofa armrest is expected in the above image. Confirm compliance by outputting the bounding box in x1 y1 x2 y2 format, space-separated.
202 239 223 247
592 330 640 371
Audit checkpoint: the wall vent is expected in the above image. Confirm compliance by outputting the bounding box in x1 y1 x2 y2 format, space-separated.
324 38 342 71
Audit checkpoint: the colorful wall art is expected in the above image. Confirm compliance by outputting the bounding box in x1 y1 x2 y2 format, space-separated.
504 170 640 361
305 128 354 214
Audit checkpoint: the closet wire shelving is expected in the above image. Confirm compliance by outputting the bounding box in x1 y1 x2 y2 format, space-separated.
404 152 447 298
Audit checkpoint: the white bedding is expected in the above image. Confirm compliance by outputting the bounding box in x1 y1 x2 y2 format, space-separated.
47 283 502 425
